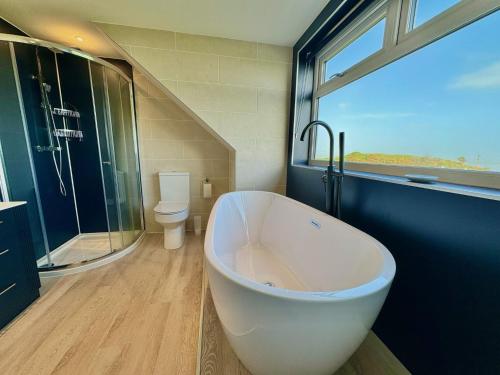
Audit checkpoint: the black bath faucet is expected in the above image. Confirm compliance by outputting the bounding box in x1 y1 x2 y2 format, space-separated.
300 121 344 219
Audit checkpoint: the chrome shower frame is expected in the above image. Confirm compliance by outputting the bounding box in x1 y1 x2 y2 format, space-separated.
0 33 145 274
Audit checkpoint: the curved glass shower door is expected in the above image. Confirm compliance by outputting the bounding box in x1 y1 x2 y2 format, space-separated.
90 62 143 251
105 69 143 248
89 63 123 252
0 35 144 272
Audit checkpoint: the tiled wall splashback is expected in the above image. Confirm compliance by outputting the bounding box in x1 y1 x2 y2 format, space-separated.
134 71 230 232
97 23 291 195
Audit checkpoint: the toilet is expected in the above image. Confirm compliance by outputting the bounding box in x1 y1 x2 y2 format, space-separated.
154 172 190 250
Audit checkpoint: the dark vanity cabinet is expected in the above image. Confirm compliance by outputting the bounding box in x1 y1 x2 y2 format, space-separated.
0 203 41 330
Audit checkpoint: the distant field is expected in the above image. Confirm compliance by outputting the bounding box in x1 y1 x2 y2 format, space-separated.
317 152 488 171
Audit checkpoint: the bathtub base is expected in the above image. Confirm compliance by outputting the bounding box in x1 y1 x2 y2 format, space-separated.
208 262 389 375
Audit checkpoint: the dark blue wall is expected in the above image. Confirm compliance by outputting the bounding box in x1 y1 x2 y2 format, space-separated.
57 53 108 234
14 44 79 251
288 1 500 373
0 41 46 259
287 168 500 374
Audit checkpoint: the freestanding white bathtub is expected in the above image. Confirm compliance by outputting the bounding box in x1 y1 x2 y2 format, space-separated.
204 191 396 375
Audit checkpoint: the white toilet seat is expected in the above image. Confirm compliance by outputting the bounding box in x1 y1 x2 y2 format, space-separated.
154 201 189 215
154 201 189 231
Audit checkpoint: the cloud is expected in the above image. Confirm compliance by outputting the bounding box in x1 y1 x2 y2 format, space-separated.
450 61 500 89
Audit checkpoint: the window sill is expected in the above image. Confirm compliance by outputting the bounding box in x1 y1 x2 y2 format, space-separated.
292 164 500 202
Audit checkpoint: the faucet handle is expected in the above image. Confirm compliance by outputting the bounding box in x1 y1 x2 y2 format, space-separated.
321 171 328 192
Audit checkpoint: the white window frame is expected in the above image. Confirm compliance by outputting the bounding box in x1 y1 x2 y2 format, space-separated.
309 0 500 190
316 0 390 86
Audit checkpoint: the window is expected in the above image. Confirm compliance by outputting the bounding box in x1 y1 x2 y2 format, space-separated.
308 0 500 190
324 18 386 81
318 1 389 84
410 0 461 30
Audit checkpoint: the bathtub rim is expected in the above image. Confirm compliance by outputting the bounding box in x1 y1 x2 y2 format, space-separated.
204 191 396 303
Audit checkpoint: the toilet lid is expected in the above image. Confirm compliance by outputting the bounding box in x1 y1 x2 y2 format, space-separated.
154 201 189 215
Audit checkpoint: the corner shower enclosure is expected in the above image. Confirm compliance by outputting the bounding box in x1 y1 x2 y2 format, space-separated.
0 34 144 272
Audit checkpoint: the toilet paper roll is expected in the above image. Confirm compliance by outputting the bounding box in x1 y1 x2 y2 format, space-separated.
203 182 212 199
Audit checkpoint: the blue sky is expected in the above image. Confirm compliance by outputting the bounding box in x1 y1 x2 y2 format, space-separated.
316 7 500 171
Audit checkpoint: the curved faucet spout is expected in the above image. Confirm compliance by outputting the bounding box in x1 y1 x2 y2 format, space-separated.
300 120 335 216
299 120 345 219
300 120 334 168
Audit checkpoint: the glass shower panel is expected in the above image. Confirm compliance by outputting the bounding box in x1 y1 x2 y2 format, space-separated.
119 76 142 243
0 36 144 272
104 68 142 248
89 62 123 252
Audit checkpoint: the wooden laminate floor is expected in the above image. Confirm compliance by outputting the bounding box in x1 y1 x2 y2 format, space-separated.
1 231 410 375
0 233 204 375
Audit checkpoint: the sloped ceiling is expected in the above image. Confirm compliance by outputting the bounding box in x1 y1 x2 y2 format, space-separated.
0 0 328 57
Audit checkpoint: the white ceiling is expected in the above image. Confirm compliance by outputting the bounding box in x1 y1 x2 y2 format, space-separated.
0 0 328 57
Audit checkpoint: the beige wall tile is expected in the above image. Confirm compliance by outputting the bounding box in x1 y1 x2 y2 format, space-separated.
143 139 183 159
95 23 134 46
131 27 175 49
96 23 175 49
137 96 190 120
145 212 162 232
99 24 292 231
145 78 175 97
142 159 182 179
233 159 258 190
255 138 288 161
217 85 258 113
219 112 259 138
225 137 256 161
177 82 220 111
176 51 219 83
258 43 293 63
177 83 258 113
190 196 215 212
175 33 257 58
195 111 224 132
210 177 230 197
141 177 160 207
133 73 149 96
119 44 132 54
136 117 151 139
131 47 178 80
178 159 215 178
219 57 291 89
183 140 229 160
255 111 289 139
212 159 230 178
258 88 290 114
149 119 210 141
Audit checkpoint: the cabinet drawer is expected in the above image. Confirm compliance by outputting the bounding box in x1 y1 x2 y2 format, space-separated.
0 248 20 289
0 281 25 329
0 209 21 289
0 210 11 239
